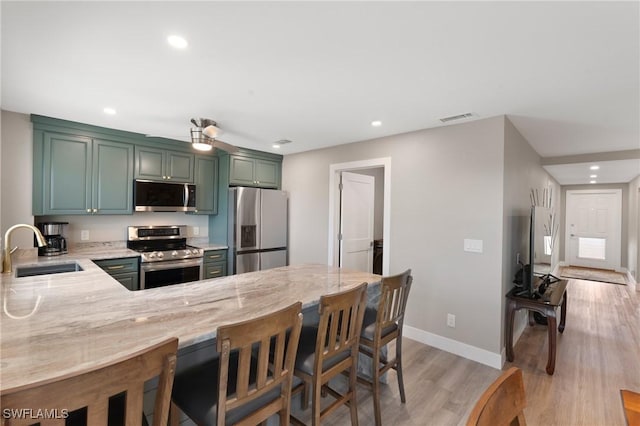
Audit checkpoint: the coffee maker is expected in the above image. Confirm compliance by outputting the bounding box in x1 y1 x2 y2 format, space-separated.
36 222 68 256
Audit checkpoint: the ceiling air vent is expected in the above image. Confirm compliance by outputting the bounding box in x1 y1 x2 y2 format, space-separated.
439 112 475 123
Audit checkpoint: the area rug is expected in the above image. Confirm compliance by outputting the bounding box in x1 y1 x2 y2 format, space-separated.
559 266 629 285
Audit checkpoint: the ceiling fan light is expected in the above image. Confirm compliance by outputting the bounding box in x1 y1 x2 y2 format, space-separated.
202 124 221 139
190 127 213 151
193 142 213 151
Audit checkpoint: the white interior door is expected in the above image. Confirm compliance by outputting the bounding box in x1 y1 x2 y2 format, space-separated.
339 171 374 272
565 189 622 270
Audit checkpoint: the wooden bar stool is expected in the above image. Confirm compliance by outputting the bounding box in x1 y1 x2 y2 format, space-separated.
358 269 412 426
290 282 368 426
171 302 303 426
0 338 178 426
466 367 527 426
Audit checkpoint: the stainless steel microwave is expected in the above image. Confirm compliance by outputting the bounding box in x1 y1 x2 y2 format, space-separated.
134 180 196 212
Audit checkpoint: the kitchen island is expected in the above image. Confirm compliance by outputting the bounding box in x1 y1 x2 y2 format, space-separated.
0 259 380 394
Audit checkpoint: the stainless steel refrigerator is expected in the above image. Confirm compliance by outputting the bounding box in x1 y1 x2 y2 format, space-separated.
228 187 288 274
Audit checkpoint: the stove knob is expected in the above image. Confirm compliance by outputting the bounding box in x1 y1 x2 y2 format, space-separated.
184 250 191 256
148 252 156 259
171 250 178 257
157 252 164 259
191 249 199 255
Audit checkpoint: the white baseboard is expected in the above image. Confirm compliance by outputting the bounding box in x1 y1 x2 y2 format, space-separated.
403 325 503 370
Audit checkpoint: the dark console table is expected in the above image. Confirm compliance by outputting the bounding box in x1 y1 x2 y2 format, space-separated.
505 279 568 375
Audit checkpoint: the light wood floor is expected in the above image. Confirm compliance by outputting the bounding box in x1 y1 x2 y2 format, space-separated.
293 278 640 425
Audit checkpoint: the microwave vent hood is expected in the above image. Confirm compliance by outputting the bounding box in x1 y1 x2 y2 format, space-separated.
134 180 196 212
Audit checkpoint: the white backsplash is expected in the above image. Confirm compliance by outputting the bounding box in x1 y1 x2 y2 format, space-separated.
36 212 209 244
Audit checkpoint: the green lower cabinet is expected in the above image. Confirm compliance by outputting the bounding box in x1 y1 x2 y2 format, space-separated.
93 257 140 290
203 249 227 279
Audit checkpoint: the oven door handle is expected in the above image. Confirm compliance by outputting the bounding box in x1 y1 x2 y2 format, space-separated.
141 258 203 272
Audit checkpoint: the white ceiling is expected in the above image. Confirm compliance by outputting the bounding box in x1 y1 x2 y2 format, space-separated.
2 1 639 184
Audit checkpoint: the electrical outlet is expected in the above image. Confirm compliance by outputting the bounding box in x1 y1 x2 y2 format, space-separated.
193 226 199 236
80 230 89 241
447 313 456 328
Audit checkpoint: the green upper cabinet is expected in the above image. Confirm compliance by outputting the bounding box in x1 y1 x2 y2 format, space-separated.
37 133 133 215
190 155 219 215
229 153 281 188
255 159 279 187
93 139 134 214
135 146 194 182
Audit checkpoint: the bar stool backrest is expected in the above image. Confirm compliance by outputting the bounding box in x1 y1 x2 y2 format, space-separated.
216 302 303 425
0 338 179 426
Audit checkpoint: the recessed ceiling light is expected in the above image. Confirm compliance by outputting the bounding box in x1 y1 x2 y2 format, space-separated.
273 139 292 149
371 120 382 127
590 180 597 184
167 35 188 49
590 165 600 170
590 174 597 178
103 107 116 115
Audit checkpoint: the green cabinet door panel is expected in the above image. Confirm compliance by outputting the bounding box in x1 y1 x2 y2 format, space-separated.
111 272 139 291
40 134 134 215
229 155 281 188
92 140 134 214
255 159 279 188
203 249 227 278
204 262 227 279
167 151 194 182
135 147 194 182
229 156 256 186
191 155 218 215
135 147 165 180
44 133 92 214
93 257 139 290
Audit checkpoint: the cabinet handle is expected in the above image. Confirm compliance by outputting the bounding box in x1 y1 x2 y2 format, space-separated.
208 254 222 259
167 176 171 180
93 208 98 213
163 176 167 179
86 209 92 213
107 265 125 270
209 269 221 275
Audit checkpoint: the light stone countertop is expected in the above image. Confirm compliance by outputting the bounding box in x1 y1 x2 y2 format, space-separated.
0 259 380 393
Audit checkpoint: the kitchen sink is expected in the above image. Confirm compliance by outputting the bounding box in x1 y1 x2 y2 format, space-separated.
15 262 84 278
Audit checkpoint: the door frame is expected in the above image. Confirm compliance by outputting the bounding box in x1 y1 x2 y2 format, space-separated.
328 157 391 275
564 188 623 271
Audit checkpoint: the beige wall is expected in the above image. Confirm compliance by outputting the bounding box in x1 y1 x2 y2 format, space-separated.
628 174 640 282
0 110 209 249
283 116 506 359
1 110 35 248
502 118 561 346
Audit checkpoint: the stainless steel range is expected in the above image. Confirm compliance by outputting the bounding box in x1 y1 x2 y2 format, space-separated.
127 225 203 290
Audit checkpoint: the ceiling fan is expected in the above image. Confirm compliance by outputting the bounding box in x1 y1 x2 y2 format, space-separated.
190 118 239 153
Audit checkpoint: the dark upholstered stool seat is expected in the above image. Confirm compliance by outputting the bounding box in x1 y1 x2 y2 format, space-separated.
172 353 284 426
360 307 398 341
294 326 351 375
170 303 303 426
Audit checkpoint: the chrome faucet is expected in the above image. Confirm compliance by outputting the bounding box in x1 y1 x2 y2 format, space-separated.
2 224 47 274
